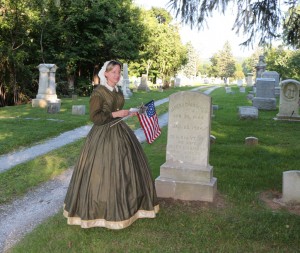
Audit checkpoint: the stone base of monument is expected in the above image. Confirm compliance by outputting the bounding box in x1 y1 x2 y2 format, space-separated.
275 115 300 121
155 161 217 202
252 97 276 110
32 98 61 108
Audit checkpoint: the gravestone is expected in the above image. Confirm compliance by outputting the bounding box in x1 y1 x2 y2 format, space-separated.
210 135 216 144
239 87 246 93
282 170 300 203
276 79 300 120
245 136 258 145
138 74 150 91
252 78 277 110
122 63 132 99
174 77 181 87
72 105 86 115
246 73 253 87
155 91 217 202
262 71 280 96
247 94 254 101
237 79 243 87
32 64 61 108
255 55 267 79
47 102 60 114
238 106 258 119
225 87 232 93
212 105 219 111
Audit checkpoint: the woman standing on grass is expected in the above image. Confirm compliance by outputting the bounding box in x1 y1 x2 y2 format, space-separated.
63 60 159 229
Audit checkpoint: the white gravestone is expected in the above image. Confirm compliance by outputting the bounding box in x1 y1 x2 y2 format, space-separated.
174 77 181 87
246 73 253 87
282 171 300 203
138 74 150 91
276 79 300 120
32 64 61 108
237 79 243 87
155 91 217 202
72 105 86 115
225 87 232 93
121 63 132 99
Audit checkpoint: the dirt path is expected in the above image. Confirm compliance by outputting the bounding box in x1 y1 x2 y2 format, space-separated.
0 169 72 252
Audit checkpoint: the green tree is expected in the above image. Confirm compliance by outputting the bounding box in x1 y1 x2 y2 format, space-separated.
218 42 236 82
264 46 300 80
234 63 245 80
198 62 211 76
180 42 199 78
0 0 147 105
0 0 41 106
129 8 187 85
209 42 236 83
42 0 145 94
286 50 300 80
208 53 219 77
283 5 300 48
242 47 263 77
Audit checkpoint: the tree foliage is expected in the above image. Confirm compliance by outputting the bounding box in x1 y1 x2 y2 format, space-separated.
283 5 300 48
0 0 41 106
209 41 236 81
264 46 300 80
0 1 188 106
2 1 189 106
168 0 300 48
180 42 199 78
129 7 187 85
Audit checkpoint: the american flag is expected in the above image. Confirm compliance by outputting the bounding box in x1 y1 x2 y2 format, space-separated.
137 100 161 144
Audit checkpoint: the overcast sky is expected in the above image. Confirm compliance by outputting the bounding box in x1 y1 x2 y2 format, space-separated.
134 0 256 59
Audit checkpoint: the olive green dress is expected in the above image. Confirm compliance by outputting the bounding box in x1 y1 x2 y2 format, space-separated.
63 85 159 229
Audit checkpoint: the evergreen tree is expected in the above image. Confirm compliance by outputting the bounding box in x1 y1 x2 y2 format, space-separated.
181 42 199 78
168 0 300 48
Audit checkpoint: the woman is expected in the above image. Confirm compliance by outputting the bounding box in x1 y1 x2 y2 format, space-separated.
63 60 159 229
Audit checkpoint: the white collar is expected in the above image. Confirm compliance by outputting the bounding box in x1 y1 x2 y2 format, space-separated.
104 83 118 92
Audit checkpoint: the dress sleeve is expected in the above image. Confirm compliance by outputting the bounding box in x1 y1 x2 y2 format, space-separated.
89 91 113 125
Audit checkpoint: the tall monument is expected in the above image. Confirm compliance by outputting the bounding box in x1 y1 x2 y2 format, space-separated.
32 64 61 108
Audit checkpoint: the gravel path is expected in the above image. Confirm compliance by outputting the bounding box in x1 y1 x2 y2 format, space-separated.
0 87 218 253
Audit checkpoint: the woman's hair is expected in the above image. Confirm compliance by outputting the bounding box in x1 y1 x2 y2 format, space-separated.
106 60 122 72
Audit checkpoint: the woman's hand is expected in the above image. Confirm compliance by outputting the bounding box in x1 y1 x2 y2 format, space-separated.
112 110 130 118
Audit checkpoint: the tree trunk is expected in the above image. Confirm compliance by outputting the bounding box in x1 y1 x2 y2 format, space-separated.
0 84 6 107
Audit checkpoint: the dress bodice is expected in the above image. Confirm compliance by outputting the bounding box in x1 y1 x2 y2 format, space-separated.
90 85 124 125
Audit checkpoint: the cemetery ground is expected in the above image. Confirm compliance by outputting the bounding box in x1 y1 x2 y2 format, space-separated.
1 86 300 252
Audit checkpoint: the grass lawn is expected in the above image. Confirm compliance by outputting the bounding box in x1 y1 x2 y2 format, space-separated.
3 85 300 252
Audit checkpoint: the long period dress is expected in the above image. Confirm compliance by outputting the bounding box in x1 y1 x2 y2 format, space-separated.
63 85 159 229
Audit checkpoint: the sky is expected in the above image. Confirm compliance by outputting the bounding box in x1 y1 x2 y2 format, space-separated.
134 0 255 60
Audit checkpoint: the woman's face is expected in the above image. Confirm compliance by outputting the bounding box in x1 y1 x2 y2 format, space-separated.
105 65 121 86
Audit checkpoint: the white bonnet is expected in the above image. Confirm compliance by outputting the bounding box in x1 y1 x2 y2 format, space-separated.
98 60 123 86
